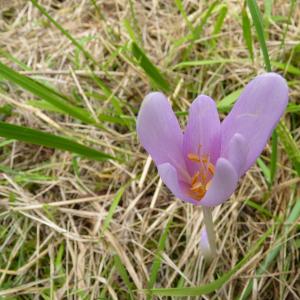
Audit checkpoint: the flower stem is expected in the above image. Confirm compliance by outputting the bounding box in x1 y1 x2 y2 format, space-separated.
202 207 217 257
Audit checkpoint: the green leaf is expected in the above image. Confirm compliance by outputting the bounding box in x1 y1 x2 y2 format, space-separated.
27 100 65 114
173 58 236 70
217 89 242 112
113 255 135 300
212 5 228 40
257 157 271 184
174 0 194 34
193 1 219 40
0 61 94 124
264 0 273 18
0 48 31 71
242 7 254 61
244 199 273 219
0 122 114 161
247 0 271 71
131 42 170 92
272 60 300 76
287 103 300 113
102 186 126 232
123 19 139 44
149 226 273 296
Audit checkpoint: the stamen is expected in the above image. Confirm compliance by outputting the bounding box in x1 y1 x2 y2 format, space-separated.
191 171 200 185
187 153 201 162
200 155 209 163
190 181 204 192
187 149 215 201
206 181 212 189
208 163 215 175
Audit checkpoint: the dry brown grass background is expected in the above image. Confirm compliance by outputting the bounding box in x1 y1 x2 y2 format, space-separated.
0 0 299 299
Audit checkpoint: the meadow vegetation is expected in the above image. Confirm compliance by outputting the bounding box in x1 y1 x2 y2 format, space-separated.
0 0 299 299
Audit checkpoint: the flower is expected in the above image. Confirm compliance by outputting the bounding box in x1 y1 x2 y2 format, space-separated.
137 73 288 207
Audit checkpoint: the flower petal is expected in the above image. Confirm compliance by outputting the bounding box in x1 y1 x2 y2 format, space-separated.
137 92 186 176
221 73 288 173
158 163 199 205
183 95 221 175
200 158 238 207
225 133 249 177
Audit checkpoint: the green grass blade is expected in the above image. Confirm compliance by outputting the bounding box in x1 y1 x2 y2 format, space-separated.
113 255 135 300
257 157 271 184
123 19 139 44
147 216 173 300
171 0 219 50
279 0 297 53
131 42 170 92
287 103 300 113
149 226 273 296
0 122 114 161
193 0 219 39
217 89 242 112
173 58 235 69
102 186 126 232
0 48 31 71
30 0 98 65
0 61 94 124
242 7 254 62
211 4 228 47
244 199 273 219
128 0 142 45
272 60 300 76
264 0 273 18
174 0 194 34
175 89 243 117
27 100 65 114
247 0 271 71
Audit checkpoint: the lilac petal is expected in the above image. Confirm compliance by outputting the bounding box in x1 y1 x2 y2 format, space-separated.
226 133 249 177
158 163 199 205
200 158 238 207
183 95 221 175
137 92 186 175
221 73 288 173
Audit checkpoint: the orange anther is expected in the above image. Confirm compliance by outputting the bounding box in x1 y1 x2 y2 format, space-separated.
200 155 209 163
191 171 200 185
196 189 206 198
188 151 215 201
190 182 205 192
208 163 215 175
206 181 212 190
187 153 201 162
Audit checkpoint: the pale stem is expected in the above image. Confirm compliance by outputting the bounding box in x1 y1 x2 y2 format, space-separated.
202 207 217 257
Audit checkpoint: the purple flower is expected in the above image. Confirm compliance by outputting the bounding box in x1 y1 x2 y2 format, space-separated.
137 73 288 207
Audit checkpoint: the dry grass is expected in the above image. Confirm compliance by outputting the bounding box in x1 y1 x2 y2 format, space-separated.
0 0 299 299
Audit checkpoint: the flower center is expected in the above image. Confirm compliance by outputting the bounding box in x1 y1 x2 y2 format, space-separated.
187 152 215 201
